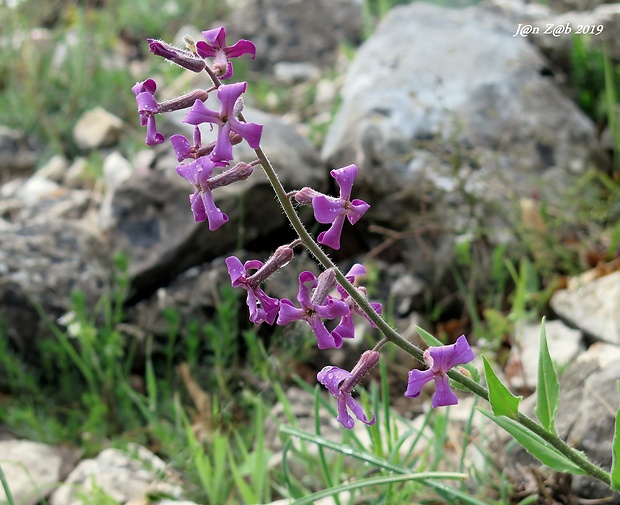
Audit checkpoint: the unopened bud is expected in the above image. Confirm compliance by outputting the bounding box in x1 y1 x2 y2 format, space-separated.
311 268 337 305
294 187 324 205
158 90 210 113
340 350 381 393
148 39 206 73
208 162 254 190
247 245 295 289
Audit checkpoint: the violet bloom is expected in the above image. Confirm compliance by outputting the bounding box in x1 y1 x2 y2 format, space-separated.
225 256 283 325
183 82 263 162
196 26 256 79
332 264 382 341
132 79 164 146
277 270 349 350
317 350 379 429
405 335 475 408
176 156 229 230
313 164 370 250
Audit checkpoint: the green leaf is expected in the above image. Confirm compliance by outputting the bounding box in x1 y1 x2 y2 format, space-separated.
482 356 521 419
535 317 560 433
415 325 443 346
478 409 587 475
611 381 620 491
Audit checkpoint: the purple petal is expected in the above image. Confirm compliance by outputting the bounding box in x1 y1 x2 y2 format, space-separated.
195 40 216 58
220 60 234 80
337 396 355 429
183 99 222 126
428 335 475 372
432 374 459 408
135 91 158 114
332 313 355 341
170 134 192 161
345 263 366 281
317 366 351 396
331 164 359 201
345 394 376 426
212 122 234 162
318 215 346 250
201 26 227 48
145 116 164 146
189 190 206 222
404 368 435 398
296 271 317 308
225 39 256 59
308 315 342 349
200 189 228 231
132 78 157 96
346 199 371 225
314 298 350 320
230 118 263 149
217 82 247 117
312 195 345 224
255 289 280 325
225 256 247 286
276 299 306 325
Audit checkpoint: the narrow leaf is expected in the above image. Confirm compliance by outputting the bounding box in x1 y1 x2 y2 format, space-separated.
482 356 521 419
611 380 620 491
535 317 560 433
478 408 586 475
415 325 443 346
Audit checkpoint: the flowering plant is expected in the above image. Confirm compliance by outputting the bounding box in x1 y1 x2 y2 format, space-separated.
133 27 620 495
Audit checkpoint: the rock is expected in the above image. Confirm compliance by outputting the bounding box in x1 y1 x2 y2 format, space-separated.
505 319 584 390
550 271 620 344
229 0 364 71
0 440 79 505
37 155 69 183
73 107 124 150
0 220 111 357
105 106 324 302
0 126 39 181
50 445 183 505
321 2 596 293
99 151 134 230
273 62 322 85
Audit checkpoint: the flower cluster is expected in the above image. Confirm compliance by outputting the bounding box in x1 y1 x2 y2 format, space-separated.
133 26 475 431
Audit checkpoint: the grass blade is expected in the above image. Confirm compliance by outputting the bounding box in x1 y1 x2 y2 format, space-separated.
611 380 620 491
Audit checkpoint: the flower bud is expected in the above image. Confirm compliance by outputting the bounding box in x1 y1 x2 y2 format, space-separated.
339 350 381 393
311 268 337 305
158 89 210 113
294 187 324 205
148 39 206 72
208 162 254 190
247 245 295 289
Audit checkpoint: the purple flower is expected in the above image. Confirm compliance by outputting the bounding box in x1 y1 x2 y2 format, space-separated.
183 82 263 162
405 335 475 408
312 164 370 250
196 26 256 79
332 264 382 341
277 270 349 349
132 79 164 146
317 350 379 429
225 256 281 325
176 156 229 230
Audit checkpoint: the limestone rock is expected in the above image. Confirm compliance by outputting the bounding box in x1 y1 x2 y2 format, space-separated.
0 440 78 505
550 271 620 344
73 107 123 150
0 126 38 181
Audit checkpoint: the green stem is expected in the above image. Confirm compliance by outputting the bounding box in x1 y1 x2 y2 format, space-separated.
205 70 612 488
0 463 16 505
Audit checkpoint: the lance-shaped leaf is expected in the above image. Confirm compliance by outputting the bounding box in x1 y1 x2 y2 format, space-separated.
478 408 587 475
535 317 560 434
482 356 521 419
611 380 620 491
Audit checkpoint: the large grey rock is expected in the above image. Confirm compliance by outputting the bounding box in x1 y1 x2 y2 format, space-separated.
321 2 596 290
0 220 111 356
104 106 324 301
0 440 78 505
550 271 620 344
229 0 364 71
50 445 183 505
0 126 38 181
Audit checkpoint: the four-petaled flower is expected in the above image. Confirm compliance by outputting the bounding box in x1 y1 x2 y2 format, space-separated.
332 264 382 342
317 350 379 429
183 82 263 162
405 335 475 408
277 270 349 349
196 26 256 80
225 256 281 325
132 79 164 146
312 164 370 250
176 156 229 230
